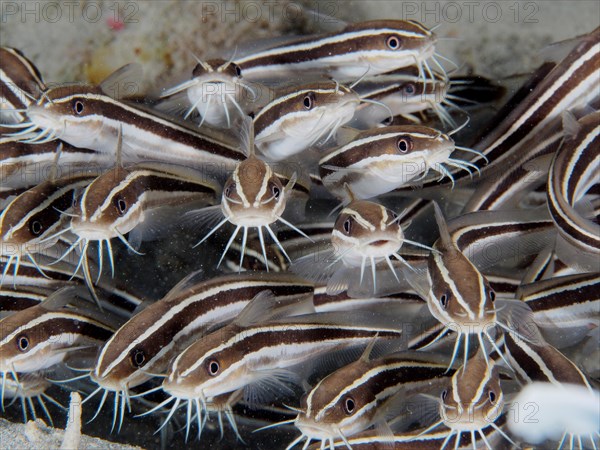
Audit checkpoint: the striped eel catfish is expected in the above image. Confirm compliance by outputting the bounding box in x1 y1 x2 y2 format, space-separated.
159 57 257 129
234 20 439 82
8 77 247 172
190 121 312 270
252 80 361 162
0 47 45 124
502 328 599 449
286 350 452 449
405 203 533 369
1 372 63 426
547 111 600 271
351 66 456 129
86 272 313 431
305 422 507 450
0 286 120 395
0 136 111 196
442 207 556 273
0 169 95 286
461 122 564 212
458 26 600 204
519 272 600 348
417 354 515 450
53 160 220 286
0 253 143 316
319 124 484 203
292 196 434 295
160 297 410 439
1 285 56 319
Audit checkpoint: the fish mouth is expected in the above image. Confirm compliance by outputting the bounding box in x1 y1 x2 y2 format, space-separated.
363 237 401 253
294 420 335 440
70 222 118 241
26 106 63 133
162 378 202 401
370 239 391 247
91 371 130 393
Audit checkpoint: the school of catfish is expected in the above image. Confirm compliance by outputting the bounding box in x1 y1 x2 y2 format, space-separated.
0 17 599 450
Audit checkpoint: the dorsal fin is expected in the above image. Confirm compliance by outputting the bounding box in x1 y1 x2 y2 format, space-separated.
343 182 357 203
161 269 205 303
561 110 581 139
99 63 143 100
48 142 63 182
234 290 315 327
359 334 379 362
239 115 256 158
115 123 123 168
432 201 453 249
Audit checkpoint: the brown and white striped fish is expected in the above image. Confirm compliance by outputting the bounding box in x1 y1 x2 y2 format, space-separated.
417 354 515 450
252 80 361 162
287 351 452 449
0 168 94 286
459 26 600 203
53 160 220 286
292 196 433 295
8 70 247 171
319 124 484 203
0 47 45 124
503 324 599 450
547 110 600 272
406 203 532 369
351 67 455 128
86 271 313 432
519 272 600 348
159 296 408 439
234 20 439 82
159 57 257 129
0 286 120 387
190 121 312 270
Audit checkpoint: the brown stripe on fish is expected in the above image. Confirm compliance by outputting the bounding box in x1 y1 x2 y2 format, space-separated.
547 111 600 253
235 20 437 81
21 84 246 170
0 47 45 121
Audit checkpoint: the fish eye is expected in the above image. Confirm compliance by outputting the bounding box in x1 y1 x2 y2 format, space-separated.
271 184 281 199
397 135 413 153
131 349 146 368
440 294 449 308
489 290 496 302
382 116 393 126
224 183 236 198
343 217 352 234
114 196 127 215
303 92 315 110
441 389 448 401
403 83 416 95
29 220 43 236
16 334 29 352
206 359 220 376
232 63 242 77
343 396 356 415
73 100 84 115
488 390 496 404
386 35 402 50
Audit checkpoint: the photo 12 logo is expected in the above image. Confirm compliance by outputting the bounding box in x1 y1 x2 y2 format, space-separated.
1 1 139 24
400 1 539 24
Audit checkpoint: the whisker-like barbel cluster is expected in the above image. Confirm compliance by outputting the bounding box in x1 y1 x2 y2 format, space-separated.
1 15 598 450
